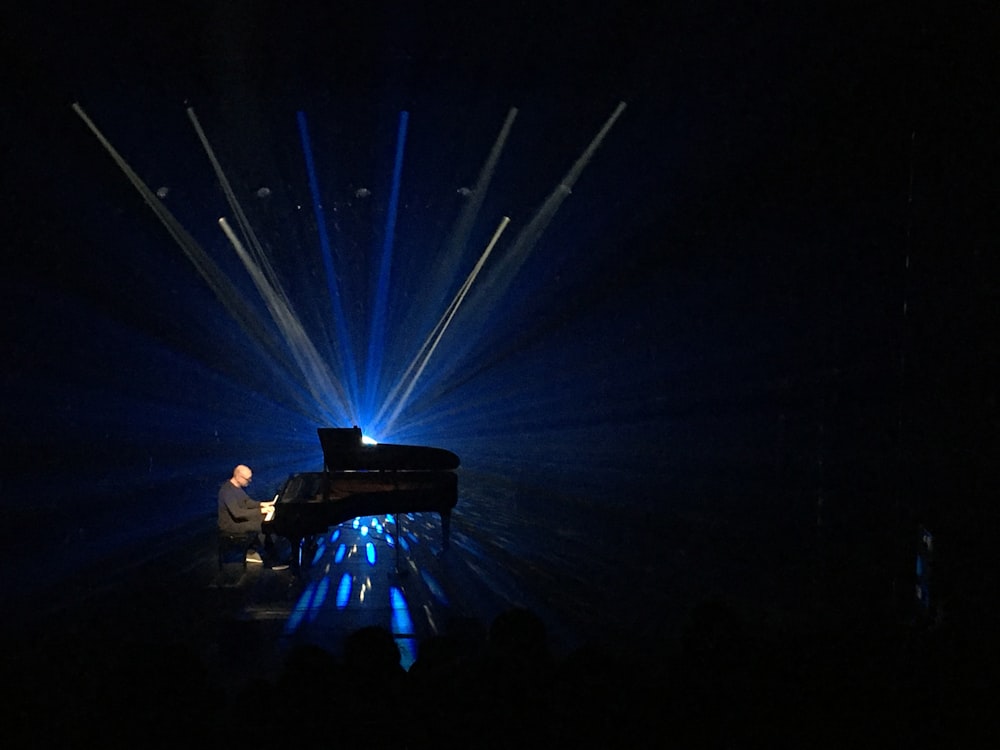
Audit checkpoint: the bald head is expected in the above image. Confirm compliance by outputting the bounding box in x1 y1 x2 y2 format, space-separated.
230 464 253 488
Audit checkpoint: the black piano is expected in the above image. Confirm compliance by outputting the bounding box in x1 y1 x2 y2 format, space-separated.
268 427 460 567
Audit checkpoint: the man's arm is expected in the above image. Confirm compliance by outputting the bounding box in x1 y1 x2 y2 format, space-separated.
221 484 262 523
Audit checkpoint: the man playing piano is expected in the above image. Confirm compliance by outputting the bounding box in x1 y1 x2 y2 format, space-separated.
217 464 282 566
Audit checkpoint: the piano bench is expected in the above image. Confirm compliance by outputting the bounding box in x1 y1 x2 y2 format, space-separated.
217 531 257 569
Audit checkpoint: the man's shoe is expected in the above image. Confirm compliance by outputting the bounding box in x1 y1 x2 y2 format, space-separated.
245 550 264 564
269 562 290 571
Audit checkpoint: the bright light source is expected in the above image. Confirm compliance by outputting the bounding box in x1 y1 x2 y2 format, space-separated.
361 435 378 445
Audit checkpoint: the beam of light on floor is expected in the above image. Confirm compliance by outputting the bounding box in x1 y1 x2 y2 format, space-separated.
70 103 325 423
286 580 317 634
311 540 326 567
303 536 326 569
375 215 511 434
296 110 362 417
336 572 353 609
219 217 351 423
308 575 330 623
389 586 418 669
365 110 409 420
422 604 437 635
420 569 449 606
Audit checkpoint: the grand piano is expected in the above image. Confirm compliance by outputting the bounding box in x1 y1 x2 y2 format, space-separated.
268 427 460 567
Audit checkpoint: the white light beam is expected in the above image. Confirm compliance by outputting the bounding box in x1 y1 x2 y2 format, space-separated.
472 101 627 308
219 217 352 419
70 102 329 422
378 215 512 434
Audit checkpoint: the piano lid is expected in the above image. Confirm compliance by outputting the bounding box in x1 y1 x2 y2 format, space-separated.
317 427 460 472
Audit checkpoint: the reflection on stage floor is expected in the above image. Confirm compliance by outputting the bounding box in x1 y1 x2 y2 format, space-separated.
221 510 517 673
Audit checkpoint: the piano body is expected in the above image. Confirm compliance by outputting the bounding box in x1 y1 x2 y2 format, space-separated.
269 427 460 565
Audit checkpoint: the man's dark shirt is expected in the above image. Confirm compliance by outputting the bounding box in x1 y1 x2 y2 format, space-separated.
218 480 263 533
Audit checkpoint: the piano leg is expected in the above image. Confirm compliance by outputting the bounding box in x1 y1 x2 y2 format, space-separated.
302 535 322 569
394 514 403 575
289 536 306 572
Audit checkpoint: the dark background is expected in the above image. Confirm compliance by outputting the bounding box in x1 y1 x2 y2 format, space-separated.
2 0 998 734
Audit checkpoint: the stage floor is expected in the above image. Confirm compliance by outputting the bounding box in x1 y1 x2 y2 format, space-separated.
3 479 983 746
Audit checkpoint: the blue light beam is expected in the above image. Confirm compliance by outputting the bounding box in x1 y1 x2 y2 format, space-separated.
286 581 317 634
365 110 409 419
296 110 361 422
70 103 323 424
336 573 353 609
308 575 330 623
219 217 351 423
371 108 519 433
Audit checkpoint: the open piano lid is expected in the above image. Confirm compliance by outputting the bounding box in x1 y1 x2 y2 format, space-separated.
317 427 461 472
